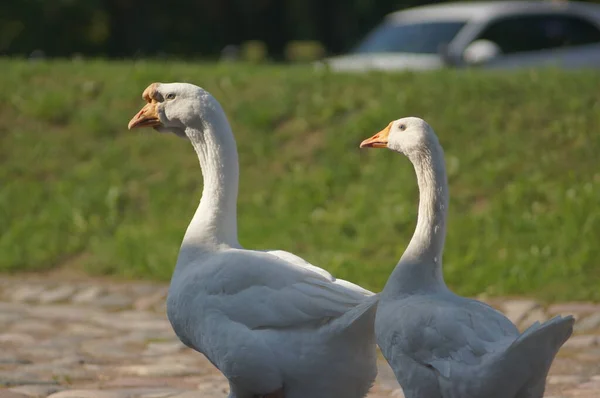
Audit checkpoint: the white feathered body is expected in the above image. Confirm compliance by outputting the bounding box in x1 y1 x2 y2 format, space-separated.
361 117 574 398
167 246 378 398
128 82 378 398
376 289 574 398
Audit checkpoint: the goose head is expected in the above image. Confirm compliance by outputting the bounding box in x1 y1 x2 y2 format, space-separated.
359 117 437 157
127 82 210 137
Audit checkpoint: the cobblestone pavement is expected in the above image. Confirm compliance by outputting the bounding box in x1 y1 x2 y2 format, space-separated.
0 277 599 398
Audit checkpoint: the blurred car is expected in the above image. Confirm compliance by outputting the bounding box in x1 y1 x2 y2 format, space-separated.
322 1 600 71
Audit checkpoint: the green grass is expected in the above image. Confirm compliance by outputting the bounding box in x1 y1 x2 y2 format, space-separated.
1 59 599 301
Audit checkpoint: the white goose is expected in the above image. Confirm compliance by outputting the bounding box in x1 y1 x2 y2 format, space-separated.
360 117 574 398
127 82 378 398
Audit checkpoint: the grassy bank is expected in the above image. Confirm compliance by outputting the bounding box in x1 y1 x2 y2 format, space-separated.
1 59 599 301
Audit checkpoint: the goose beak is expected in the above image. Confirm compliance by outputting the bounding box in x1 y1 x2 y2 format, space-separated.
128 101 162 130
360 122 392 148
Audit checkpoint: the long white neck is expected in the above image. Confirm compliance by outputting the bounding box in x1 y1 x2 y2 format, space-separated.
180 100 240 254
384 140 448 296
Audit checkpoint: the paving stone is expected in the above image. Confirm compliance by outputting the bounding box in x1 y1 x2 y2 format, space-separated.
0 369 57 386
153 302 167 314
113 389 182 398
0 334 36 346
576 380 600 389
38 336 88 349
93 294 132 310
548 375 586 384
116 364 200 378
574 349 600 362
190 373 226 384
152 355 205 367
0 302 28 312
173 392 228 398
48 390 130 398
519 307 547 329
10 286 45 303
9 385 64 397
367 383 398 397
0 313 22 324
120 320 171 332
119 330 175 342
80 341 134 360
0 391 32 398
51 355 95 367
64 323 110 338
164 393 206 398
19 365 95 382
133 291 167 312
563 335 599 349
72 286 105 304
130 285 166 297
89 314 131 330
10 321 56 335
142 342 185 356
388 389 406 398
0 358 31 365
19 346 78 361
563 390 600 397
574 313 600 332
102 378 195 389
193 375 228 397
1 278 599 398
26 306 94 322
48 389 183 398
548 303 600 315
38 286 76 304
115 311 158 322
502 299 540 325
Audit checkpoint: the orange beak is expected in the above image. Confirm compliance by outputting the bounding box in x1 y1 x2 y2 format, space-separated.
127 83 163 130
360 122 392 149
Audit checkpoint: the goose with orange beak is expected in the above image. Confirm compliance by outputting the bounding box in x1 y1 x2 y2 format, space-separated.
360 117 574 398
359 122 392 149
128 83 162 129
126 82 379 398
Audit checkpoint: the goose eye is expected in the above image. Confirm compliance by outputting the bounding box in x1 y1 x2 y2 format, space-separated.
399 124 406 131
165 93 176 100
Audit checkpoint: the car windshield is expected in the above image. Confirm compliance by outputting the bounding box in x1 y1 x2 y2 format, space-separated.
353 20 467 55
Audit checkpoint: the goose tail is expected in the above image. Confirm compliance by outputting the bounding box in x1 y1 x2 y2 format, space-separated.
326 294 379 336
480 315 575 397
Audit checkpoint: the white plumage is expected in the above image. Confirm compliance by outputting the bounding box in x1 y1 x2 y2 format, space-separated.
360 117 574 398
128 82 378 398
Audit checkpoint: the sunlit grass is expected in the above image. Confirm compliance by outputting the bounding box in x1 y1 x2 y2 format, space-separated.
1 59 599 301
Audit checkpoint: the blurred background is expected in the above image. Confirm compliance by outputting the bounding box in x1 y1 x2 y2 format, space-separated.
0 0 499 60
3 0 600 67
2 0 600 302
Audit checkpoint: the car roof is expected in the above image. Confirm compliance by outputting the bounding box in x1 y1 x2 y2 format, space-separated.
386 1 600 24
